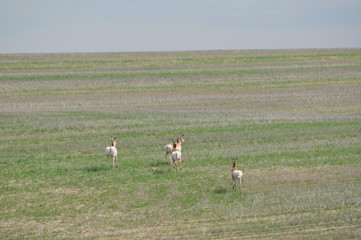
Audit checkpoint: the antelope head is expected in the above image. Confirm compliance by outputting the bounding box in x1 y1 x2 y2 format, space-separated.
110 137 117 147
178 134 185 143
231 157 238 169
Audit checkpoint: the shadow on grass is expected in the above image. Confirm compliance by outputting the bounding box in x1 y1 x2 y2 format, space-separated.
85 166 109 173
213 187 228 194
152 168 171 174
150 161 169 167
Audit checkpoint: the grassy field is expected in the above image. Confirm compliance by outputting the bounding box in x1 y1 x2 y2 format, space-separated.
0 49 360 239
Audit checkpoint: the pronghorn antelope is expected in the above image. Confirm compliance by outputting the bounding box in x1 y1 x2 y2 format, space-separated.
105 137 118 169
164 134 184 162
231 159 243 191
171 139 183 171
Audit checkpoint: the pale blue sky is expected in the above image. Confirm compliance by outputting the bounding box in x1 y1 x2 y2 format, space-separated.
1 0 360 53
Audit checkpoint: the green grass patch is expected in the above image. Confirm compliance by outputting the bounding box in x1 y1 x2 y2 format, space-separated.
1 49 360 239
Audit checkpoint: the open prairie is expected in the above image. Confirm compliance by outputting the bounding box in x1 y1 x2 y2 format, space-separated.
1 49 360 239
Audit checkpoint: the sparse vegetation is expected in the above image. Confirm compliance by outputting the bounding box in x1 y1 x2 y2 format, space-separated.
0 49 360 239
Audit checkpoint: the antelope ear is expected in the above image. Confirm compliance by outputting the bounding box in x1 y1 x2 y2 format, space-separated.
114 137 117 140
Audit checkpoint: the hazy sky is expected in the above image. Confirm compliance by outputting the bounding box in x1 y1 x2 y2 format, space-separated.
1 0 361 53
